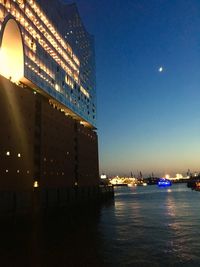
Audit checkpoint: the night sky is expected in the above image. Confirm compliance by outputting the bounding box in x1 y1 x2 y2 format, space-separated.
65 0 200 177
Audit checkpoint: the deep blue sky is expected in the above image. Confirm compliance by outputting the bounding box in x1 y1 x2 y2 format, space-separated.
66 0 200 177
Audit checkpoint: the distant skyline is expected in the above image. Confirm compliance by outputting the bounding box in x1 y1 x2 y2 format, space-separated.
65 0 200 177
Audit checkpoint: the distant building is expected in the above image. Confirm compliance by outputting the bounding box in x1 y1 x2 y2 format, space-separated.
0 0 99 200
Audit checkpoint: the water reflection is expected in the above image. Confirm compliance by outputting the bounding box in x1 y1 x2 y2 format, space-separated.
0 203 114 267
100 185 200 266
1 185 200 266
166 192 176 217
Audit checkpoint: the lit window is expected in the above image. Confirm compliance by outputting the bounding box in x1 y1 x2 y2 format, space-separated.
55 84 60 92
33 181 39 188
27 170 30 174
6 170 8 173
17 153 21 158
6 151 10 156
17 170 20 173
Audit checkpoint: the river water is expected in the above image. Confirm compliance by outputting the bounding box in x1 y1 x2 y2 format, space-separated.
100 184 200 267
1 184 200 266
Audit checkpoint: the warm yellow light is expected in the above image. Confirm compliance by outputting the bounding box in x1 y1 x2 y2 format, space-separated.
165 174 170 179
0 19 24 82
55 84 60 92
33 181 39 188
176 173 183 179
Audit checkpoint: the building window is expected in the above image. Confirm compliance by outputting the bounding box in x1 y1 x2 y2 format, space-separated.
33 181 39 188
6 151 10 156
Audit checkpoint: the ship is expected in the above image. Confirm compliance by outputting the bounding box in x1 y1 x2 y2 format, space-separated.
187 179 200 191
157 178 172 187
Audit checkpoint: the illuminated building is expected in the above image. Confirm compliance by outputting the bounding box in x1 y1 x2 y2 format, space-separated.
0 0 99 207
0 0 96 127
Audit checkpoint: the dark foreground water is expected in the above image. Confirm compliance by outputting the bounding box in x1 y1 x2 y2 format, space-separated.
1 184 200 267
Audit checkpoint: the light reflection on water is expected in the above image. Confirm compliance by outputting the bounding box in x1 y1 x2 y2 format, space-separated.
0 184 200 266
100 184 200 266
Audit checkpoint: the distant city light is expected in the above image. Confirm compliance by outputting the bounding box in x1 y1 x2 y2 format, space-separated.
176 173 183 179
165 174 170 179
101 174 107 179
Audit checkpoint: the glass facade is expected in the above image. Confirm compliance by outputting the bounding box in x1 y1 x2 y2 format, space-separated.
0 0 96 128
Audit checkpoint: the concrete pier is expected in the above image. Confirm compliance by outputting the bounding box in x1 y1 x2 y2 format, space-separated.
0 186 114 219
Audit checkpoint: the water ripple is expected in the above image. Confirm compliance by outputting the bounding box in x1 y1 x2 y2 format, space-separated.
100 184 200 266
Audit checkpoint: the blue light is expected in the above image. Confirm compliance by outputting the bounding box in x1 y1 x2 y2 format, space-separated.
157 179 172 187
